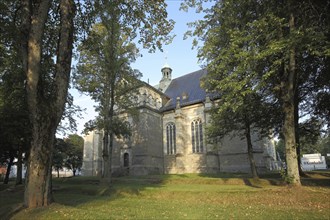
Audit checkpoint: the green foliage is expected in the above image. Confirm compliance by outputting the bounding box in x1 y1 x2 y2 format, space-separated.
183 0 329 185
0 1 31 167
302 134 330 166
74 21 141 137
279 168 294 184
186 0 329 94
57 93 84 136
64 134 84 176
183 0 329 127
277 134 330 166
0 0 80 164
318 136 330 165
53 139 67 174
74 1 174 140
299 118 324 155
52 135 84 176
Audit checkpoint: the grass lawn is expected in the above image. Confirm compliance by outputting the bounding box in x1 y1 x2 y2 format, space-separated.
1 172 329 219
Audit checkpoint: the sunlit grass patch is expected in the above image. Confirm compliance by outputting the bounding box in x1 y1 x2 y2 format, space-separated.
4 171 330 220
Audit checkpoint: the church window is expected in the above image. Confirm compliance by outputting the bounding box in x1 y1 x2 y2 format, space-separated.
123 153 129 167
166 123 176 155
191 119 203 153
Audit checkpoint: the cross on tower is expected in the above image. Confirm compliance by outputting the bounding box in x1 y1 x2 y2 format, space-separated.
164 50 169 65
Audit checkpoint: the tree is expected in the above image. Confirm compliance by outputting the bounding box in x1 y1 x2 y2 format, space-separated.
20 0 76 207
182 0 329 186
74 0 174 183
317 135 330 166
299 118 325 155
53 135 84 177
0 71 30 184
0 1 30 185
64 134 84 176
57 93 85 137
75 22 141 182
52 138 67 178
207 92 277 178
275 121 328 168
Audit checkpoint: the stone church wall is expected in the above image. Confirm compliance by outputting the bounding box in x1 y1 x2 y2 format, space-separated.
111 107 164 176
162 101 275 175
163 103 220 174
81 130 103 176
81 77 278 177
218 132 273 173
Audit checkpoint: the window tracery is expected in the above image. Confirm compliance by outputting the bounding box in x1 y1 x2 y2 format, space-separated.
166 123 176 155
191 119 203 153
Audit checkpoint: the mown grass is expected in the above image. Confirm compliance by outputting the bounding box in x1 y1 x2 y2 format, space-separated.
1 172 329 220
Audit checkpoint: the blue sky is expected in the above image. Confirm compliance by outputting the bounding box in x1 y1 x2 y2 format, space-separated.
68 1 207 136
132 0 206 85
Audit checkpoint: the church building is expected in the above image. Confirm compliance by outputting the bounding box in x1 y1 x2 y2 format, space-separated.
82 64 278 176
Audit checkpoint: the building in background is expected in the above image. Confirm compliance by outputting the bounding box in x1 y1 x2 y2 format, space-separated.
301 154 327 171
82 65 278 176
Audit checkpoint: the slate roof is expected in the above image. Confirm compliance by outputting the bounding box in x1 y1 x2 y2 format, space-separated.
160 69 208 112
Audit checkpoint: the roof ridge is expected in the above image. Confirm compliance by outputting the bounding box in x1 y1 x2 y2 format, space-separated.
171 69 206 81
161 69 208 111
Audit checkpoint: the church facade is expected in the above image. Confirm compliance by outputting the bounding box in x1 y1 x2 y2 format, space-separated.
82 65 278 176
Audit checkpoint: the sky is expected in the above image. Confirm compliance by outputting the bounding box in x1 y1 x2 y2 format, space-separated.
68 1 207 136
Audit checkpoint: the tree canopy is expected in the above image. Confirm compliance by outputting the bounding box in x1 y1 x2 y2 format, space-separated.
64 134 84 176
53 134 84 177
0 0 174 207
74 0 174 182
182 0 330 185
0 0 31 185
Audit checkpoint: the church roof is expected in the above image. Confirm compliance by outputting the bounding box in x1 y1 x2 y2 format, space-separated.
161 69 208 111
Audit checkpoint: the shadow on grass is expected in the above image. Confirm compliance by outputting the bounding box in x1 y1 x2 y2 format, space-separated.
2 170 330 219
301 170 330 187
198 172 285 187
305 170 330 178
0 183 25 220
50 175 171 207
198 170 330 188
301 178 330 187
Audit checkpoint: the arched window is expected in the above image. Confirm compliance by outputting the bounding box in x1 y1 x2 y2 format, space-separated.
123 153 129 167
191 119 203 153
166 123 176 155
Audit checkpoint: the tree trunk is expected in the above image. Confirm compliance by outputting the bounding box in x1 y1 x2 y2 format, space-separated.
102 131 110 178
22 0 75 208
281 10 301 186
294 90 305 176
24 130 55 207
108 132 114 181
16 145 23 185
57 169 59 178
22 0 51 207
244 119 258 179
100 3 121 184
4 155 14 184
